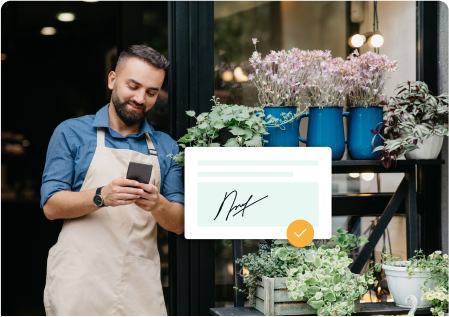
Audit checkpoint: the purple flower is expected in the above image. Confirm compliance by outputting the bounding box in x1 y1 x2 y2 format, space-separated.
252 38 259 45
248 74 254 81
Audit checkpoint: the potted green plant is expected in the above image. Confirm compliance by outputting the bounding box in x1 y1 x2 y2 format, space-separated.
235 228 371 316
372 81 448 167
167 96 268 166
370 250 448 310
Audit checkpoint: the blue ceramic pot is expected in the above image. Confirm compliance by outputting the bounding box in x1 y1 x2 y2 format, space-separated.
262 106 299 147
347 107 384 160
298 107 349 160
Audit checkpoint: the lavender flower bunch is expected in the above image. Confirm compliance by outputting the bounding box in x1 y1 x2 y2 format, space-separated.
248 38 304 108
291 49 351 108
346 50 398 107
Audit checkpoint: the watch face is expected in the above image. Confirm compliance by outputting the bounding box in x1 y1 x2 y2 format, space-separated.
93 195 103 207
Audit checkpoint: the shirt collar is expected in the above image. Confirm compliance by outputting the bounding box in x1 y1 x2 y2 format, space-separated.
92 104 154 138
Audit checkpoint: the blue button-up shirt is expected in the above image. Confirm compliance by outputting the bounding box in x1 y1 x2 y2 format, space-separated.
40 104 184 209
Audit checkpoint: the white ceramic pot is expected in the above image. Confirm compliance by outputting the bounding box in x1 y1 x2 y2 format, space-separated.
405 135 444 160
382 261 434 308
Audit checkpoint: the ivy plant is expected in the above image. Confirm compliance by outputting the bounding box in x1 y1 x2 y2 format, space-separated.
235 228 371 316
167 96 269 166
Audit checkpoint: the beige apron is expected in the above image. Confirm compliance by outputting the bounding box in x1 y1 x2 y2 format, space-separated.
44 127 167 316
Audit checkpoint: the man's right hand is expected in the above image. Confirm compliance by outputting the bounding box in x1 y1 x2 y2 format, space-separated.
101 175 144 207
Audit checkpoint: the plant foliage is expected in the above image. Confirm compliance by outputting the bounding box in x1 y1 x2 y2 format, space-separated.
235 228 371 316
167 97 268 165
372 81 448 168
370 250 448 316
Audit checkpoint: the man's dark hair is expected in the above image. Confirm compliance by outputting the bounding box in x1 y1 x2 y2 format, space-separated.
115 45 170 74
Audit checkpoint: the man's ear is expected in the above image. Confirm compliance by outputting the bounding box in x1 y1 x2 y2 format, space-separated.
108 71 116 90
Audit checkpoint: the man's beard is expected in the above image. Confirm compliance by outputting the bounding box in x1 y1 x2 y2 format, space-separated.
111 88 150 127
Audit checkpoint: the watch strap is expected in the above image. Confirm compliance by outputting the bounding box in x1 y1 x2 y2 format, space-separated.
95 186 106 207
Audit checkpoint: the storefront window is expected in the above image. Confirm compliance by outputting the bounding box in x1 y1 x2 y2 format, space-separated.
213 0 416 307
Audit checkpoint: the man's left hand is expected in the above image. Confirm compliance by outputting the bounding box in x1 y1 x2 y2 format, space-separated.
133 183 160 212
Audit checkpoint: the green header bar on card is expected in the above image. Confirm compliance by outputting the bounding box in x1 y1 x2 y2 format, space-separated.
198 160 319 166
198 172 294 177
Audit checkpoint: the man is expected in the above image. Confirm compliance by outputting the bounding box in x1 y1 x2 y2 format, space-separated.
41 45 184 316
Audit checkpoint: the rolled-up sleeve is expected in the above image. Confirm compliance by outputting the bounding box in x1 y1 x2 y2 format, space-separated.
161 141 184 206
40 122 75 209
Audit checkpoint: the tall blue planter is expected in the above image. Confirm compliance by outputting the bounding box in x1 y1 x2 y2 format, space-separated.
347 107 384 160
262 106 299 147
298 107 349 160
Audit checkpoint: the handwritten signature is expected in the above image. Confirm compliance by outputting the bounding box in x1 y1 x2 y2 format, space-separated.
213 190 268 221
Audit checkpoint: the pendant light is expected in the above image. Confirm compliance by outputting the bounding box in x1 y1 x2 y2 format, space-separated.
348 1 384 53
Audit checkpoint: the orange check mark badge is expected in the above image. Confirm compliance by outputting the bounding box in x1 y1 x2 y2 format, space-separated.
287 220 314 247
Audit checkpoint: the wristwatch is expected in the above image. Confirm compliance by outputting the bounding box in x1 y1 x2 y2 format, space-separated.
93 186 106 208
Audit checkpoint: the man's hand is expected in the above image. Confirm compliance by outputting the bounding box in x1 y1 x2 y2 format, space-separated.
133 182 160 211
102 175 144 207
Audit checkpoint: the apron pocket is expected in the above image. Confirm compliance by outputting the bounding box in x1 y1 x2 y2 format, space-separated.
115 255 166 316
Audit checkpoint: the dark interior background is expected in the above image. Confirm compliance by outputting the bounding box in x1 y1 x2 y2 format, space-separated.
1 2 169 315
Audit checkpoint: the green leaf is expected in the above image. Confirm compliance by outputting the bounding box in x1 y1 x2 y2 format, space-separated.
196 114 205 122
222 107 233 115
305 253 314 262
405 144 419 152
209 143 220 147
314 257 322 268
223 138 239 147
239 110 250 119
337 235 349 247
347 234 357 243
333 273 341 284
242 129 253 140
177 135 192 143
230 126 246 136
209 112 221 126
336 227 348 235
325 292 336 302
357 236 369 246
308 300 324 310
298 283 308 292
214 121 225 130
276 248 289 261
186 110 196 117
244 135 262 147
221 114 235 123
307 286 320 294
304 277 317 286
198 122 209 129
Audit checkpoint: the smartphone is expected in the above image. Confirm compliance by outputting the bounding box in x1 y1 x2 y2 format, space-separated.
126 161 153 184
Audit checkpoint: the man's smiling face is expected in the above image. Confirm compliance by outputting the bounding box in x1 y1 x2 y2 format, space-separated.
108 57 166 127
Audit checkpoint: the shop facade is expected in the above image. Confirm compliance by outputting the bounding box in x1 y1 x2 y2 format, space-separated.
1 1 447 315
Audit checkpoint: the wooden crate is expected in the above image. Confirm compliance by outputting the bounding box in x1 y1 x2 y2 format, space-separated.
254 276 360 316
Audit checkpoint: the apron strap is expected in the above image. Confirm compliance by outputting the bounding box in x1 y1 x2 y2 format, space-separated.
97 127 106 147
145 133 162 192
